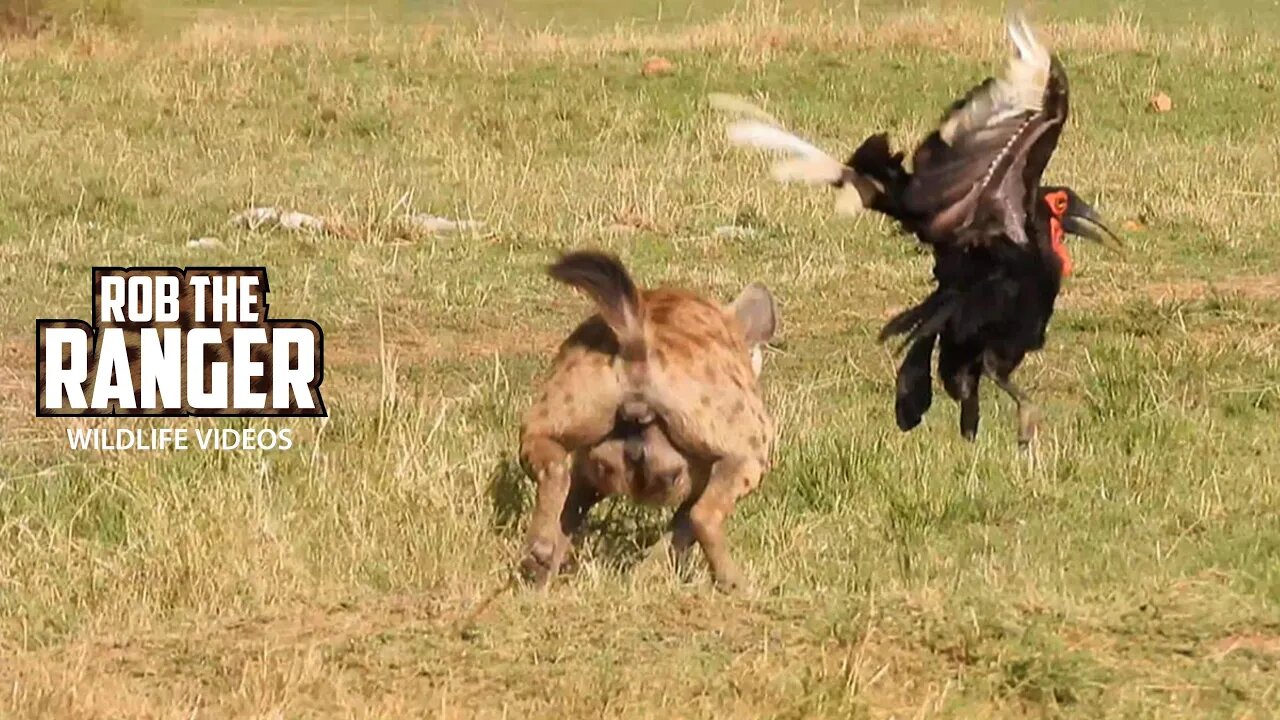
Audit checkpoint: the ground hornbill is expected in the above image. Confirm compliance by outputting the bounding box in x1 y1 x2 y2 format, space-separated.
717 10 1120 445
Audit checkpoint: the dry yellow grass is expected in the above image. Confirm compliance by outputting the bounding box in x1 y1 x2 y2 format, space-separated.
2 6 1272 65
0 2 1277 717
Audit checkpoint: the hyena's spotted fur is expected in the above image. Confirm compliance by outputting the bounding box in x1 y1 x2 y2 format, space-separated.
518 251 777 592
36 268 322 416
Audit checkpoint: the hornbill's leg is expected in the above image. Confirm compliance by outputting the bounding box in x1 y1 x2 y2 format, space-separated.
984 356 1038 446
955 362 983 441
960 391 981 441
941 338 983 441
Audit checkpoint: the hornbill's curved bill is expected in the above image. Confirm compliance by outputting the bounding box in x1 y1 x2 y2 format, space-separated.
1056 190 1123 249
714 7 1123 445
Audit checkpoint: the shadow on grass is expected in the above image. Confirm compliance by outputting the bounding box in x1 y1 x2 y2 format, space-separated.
485 455 669 576
487 456 530 537
577 499 669 575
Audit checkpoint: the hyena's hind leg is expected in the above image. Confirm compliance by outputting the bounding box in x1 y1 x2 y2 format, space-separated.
652 284 778 592
554 478 603 574
686 454 765 592
517 348 620 587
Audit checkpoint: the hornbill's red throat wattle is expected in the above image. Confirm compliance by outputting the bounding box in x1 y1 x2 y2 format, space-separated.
716 9 1121 446
1041 187 1122 276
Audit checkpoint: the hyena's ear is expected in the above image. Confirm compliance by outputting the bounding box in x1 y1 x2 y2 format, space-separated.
730 282 778 347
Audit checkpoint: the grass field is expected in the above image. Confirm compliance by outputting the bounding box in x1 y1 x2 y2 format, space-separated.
1 0 1278 716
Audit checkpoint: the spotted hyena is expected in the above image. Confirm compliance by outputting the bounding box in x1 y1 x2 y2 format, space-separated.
518 250 778 591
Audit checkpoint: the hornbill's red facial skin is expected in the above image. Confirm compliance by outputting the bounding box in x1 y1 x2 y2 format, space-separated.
1045 189 1073 276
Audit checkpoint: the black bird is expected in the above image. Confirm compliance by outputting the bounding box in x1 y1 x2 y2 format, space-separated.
718 11 1119 445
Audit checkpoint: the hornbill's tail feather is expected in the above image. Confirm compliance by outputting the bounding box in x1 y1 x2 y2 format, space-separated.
879 290 958 353
895 334 937 432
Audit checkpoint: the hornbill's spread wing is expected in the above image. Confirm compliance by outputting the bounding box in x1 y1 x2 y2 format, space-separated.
904 12 1068 247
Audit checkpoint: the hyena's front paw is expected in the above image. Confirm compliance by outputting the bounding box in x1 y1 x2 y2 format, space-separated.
519 534 561 588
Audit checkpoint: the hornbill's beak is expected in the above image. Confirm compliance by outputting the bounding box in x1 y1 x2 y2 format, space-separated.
1062 199 1123 250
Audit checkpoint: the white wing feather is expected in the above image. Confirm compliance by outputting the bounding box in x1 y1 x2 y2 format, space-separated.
1004 11 1051 113
726 121 830 162
725 120 844 185
713 94 863 214
939 10 1051 144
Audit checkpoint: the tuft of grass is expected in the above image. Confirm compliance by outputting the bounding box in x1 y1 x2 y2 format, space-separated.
0 0 51 36
0 0 138 36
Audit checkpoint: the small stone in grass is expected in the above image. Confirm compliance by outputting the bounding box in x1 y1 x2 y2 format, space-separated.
714 225 757 239
1149 92 1173 113
641 56 676 77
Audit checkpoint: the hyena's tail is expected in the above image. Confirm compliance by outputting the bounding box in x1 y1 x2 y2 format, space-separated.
548 250 646 361
548 250 651 419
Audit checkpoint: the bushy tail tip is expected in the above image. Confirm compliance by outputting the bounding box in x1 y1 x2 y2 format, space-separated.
548 250 646 361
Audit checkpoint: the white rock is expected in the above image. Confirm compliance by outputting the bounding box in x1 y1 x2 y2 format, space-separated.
406 214 487 234
230 206 328 233
279 211 326 232
714 225 757 239
231 207 281 229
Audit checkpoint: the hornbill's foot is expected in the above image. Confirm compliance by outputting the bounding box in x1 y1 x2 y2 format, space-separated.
960 395 980 441
1016 403 1039 449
